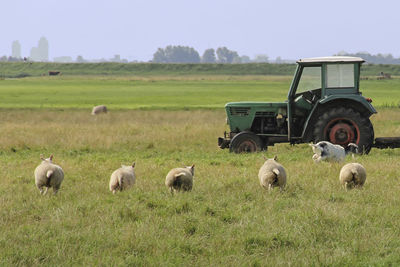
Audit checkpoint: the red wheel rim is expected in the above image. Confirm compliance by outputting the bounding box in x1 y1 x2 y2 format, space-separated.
238 140 257 152
323 118 360 146
329 123 354 145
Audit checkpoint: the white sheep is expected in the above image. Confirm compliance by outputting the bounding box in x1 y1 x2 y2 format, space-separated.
109 162 136 194
34 154 64 195
91 105 108 115
310 141 358 163
339 163 366 190
258 156 287 191
165 165 195 194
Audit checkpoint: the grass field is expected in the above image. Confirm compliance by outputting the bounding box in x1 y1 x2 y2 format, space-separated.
0 75 399 109
0 75 400 265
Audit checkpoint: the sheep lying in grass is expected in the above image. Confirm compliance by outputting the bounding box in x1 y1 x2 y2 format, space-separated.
165 165 195 194
91 105 108 115
34 154 64 195
339 163 366 190
109 162 136 194
258 156 287 191
310 141 358 163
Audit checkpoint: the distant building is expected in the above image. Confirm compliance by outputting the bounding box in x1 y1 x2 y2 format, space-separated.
30 37 49 61
12 40 21 58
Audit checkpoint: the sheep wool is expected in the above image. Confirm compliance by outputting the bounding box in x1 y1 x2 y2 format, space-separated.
258 156 287 191
165 165 194 194
91 105 108 115
339 163 367 190
109 162 136 194
34 154 64 195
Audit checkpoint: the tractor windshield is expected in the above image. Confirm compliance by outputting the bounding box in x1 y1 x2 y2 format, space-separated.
297 66 321 93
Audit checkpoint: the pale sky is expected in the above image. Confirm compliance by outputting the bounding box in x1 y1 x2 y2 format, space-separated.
1 0 400 61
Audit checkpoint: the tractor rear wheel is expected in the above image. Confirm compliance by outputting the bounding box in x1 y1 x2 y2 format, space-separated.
229 132 265 153
313 107 374 154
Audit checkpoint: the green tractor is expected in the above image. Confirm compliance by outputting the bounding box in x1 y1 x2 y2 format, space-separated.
218 56 400 153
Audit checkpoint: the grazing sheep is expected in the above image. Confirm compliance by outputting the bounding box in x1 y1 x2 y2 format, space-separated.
91 105 108 115
165 165 195 194
339 163 366 190
310 141 358 163
109 162 136 194
34 154 64 195
258 156 287 191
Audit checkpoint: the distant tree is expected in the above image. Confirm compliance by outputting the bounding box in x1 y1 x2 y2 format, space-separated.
216 47 239 63
111 54 121 62
240 55 251 63
153 45 200 63
201 48 216 63
0 55 7 62
253 54 269 63
153 48 167 63
76 55 85 63
232 56 242 64
275 56 282 64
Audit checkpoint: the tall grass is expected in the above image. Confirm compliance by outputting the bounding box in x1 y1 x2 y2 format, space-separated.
0 109 400 265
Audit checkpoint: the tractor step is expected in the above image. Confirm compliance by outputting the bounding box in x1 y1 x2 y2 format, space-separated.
373 137 400 149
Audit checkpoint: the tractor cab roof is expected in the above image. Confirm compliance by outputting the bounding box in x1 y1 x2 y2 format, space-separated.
297 56 365 64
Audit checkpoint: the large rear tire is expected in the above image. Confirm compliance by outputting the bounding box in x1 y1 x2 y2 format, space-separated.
229 132 265 153
313 107 374 154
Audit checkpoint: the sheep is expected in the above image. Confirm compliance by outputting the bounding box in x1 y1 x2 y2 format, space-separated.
165 165 195 194
339 163 367 190
34 154 64 195
310 141 358 163
258 156 287 191
91 105 108 115
109 162 136 194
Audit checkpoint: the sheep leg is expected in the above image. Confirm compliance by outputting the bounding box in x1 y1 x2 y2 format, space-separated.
38 186 44 195
268 183 272 192
43 187 49 195
344 182 349 191
53 186 60 195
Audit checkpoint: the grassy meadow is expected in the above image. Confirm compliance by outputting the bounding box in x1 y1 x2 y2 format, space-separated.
0 75 400 265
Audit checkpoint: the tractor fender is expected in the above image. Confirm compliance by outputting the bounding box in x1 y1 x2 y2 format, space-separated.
301 96 377 142
318 95 377 114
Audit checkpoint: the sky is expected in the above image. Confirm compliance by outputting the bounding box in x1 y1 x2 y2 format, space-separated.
2 0 400 61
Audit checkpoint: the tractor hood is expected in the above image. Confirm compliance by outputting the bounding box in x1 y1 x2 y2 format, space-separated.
225 101 288 132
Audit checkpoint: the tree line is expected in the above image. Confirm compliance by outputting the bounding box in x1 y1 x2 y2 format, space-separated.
152 46 269 64
335 51 400 64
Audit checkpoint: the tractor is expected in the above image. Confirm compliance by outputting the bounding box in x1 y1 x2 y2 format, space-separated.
218 56 400 153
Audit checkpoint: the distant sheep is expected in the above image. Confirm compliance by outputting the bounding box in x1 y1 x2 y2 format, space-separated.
91 105 108 115
310 141 358 163
165 165 195 194
48 71 61 76
34 154 64 195
258 156 287 191
109 162 136 194
339 163 367 190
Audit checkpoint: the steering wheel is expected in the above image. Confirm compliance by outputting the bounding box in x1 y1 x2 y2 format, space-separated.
303 90 316 104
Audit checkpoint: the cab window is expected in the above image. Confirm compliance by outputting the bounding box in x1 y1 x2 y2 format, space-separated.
297 66 321 94
326 64 354 88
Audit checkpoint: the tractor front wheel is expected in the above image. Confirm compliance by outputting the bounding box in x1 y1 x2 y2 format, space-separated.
229 132 265 153
313 107 374 154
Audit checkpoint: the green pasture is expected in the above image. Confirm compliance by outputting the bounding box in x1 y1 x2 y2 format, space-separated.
0 75 400 265
0 75 399 109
